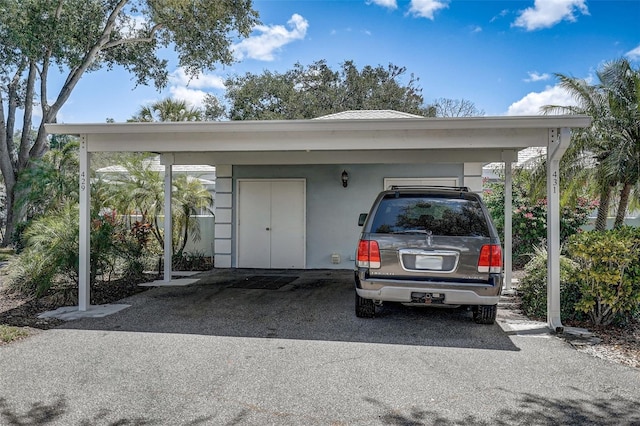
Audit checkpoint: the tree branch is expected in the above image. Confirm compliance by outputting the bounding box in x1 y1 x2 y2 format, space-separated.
102 23 164 50
49 0 129 119
18 62 37 169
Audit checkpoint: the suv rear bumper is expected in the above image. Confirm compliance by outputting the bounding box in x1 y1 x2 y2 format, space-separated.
355 272 502 306
355 286 500 305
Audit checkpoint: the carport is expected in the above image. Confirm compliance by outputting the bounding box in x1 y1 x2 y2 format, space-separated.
46 114 590 332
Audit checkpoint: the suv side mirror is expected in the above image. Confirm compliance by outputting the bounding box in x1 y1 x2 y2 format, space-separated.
358 213 368 227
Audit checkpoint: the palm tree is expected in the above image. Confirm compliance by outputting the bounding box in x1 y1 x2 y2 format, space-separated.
172 175 213 256
119 99 214 257
597 59 640 227
15 140 80 218
542 58 640 230
107 154 165 248
129 98 204 122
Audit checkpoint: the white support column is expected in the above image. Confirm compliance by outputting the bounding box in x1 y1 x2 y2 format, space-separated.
78 136 91 311
547 128 570 333
163 156 173 282
503 161 513 292
501 150 517 293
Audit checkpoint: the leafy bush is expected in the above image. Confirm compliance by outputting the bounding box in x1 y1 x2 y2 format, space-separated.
7 204 79 296
172 251 213 271
116 220 155 279
567 227 640 326
6 207 154 296
518 246 584 321
484 179 596 267
511 197 596 267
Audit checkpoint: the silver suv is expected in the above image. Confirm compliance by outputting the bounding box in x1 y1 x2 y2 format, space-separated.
354 186 503 324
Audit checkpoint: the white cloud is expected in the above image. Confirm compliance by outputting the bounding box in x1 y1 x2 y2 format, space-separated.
169 86 209 108
170 68 225 90
513 0 588 31
408 0 449 20
524 71 551 82
165 68 225 108
233 14 309 61
626 44 640 61
506 85 578 116
470 25 482 34
368 0 397 9
490 9 509 23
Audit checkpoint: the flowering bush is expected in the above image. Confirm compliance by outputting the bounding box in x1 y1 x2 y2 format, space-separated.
511 197 597 267
484 179 597 267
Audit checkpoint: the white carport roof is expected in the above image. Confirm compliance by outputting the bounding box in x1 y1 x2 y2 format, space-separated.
47 115 589 163
46 114 591 332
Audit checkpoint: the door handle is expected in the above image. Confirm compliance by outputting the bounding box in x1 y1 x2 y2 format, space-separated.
266 227 270 231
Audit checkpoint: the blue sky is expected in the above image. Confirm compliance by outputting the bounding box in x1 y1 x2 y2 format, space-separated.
58 0 640 123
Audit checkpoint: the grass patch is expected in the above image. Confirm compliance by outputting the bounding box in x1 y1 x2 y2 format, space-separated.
0 324 30 344
0 247 15 262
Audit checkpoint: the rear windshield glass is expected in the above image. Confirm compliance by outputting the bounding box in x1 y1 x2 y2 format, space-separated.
370 195 489 237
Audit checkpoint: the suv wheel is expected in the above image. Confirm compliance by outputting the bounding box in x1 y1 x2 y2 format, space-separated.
473 304 497 324
355 292 375 318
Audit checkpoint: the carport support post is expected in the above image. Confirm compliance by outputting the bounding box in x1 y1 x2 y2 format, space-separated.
163 155 173 282
502 151 516 292
78 136 91 311
546 128 570 333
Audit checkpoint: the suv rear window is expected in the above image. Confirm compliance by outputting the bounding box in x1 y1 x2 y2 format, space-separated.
370 194 489 237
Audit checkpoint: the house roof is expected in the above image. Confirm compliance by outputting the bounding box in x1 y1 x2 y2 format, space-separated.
97 155 215 174
483 146 547 173
315 110 425 120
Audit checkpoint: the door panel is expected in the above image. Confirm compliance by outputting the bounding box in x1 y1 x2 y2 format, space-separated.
238 180 305 269
270 180 305 268
238 181 271 268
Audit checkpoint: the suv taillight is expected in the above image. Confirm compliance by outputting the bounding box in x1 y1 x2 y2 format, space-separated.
357 240 381 269
478 244 502 273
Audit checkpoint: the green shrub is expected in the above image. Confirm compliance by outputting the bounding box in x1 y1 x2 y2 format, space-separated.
567 227 640 326
172 251 213 271
484 179 596 267
115 220 156 279
518 246 584 321
6 206 153 296
6 204 79 296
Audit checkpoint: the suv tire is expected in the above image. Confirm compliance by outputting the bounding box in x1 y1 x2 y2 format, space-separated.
473 304 497 324
355 292 375 318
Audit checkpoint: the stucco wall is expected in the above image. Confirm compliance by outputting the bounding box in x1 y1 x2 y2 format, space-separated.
232 163 464 269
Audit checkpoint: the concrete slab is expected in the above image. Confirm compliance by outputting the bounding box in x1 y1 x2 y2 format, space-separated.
171 271 200 277
139 278 199 287
37 304 130 321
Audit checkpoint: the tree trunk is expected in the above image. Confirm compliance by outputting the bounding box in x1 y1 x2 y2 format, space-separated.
179 209 190 256
2 184 16 246
594 185 613 231
614 183 632 228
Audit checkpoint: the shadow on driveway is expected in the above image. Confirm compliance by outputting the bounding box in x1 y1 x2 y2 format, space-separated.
3 388 640 425
58 269 520 351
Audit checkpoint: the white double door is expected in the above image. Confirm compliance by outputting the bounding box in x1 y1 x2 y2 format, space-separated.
237 180 305 269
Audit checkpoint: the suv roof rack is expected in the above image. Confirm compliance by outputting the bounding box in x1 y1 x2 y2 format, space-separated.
389 185 470 192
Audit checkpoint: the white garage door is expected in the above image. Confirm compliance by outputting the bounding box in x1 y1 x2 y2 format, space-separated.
237 180 306 269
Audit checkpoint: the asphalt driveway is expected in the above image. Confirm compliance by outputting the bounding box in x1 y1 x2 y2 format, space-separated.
1 269 639 425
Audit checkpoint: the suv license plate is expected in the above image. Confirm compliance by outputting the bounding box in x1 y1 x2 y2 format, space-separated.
415 255 443 270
